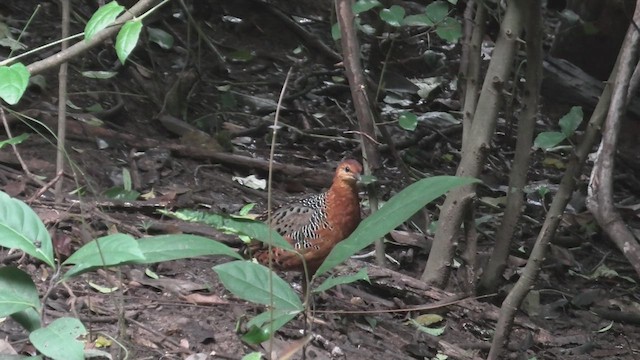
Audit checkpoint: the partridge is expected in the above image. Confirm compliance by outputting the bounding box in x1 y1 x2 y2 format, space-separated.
247 159 363 288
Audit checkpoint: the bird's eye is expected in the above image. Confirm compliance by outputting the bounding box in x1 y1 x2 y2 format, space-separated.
344 166 351 173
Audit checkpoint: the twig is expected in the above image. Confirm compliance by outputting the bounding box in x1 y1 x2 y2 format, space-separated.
27 170 64 203
488 6 621 359
586 0 640 278
54 0 70 203
0 107 46 187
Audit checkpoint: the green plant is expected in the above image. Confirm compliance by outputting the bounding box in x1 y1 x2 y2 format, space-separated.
163 175 478 342
0 175 477 356
534 106 584 150
332 0 462 43
0 0 164 105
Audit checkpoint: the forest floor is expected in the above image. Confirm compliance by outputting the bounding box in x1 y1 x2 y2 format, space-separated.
1 1 640 359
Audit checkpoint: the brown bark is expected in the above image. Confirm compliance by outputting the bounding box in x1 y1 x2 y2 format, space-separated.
421 0 525 287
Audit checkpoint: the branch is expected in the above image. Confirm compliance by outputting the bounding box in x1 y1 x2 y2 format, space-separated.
586 0 640 278
26 0 159 75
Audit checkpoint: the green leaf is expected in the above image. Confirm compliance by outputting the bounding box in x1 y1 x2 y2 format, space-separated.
213 261 303 310
30 317 87 360
399 112 418 131
359 174 378 185
331 22 341 41
380 5 406 27
147 27 174 49
11 307 42 332
116 20 142 64
242 325 270 344
62 233 145 279
314 268 369 293
0 63 30 105
103 186 140 200
435 17 462 43
165 209 293 250
243 309 300 344
424 1 449 24
408 318 446 336
0 191 55 268
559 106 583 137
242 352 264 360
122 168 132 191
229 50 255 63
316 176 479 276
413 313 444 326
353 0 382 14
0 133 29 149
402 14 435 27
0 267 40 317
237 203 256 217
81 71 118 79
85 1 125 41
596 321 613 333
534 131 566 150
136 234 243 263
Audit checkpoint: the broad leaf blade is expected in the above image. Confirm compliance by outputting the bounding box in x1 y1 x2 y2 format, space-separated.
136 234 242 262
30 317 86 360
0 267 40 317
559 106 583 137
314 268 369 293
116 20 142 64
316 176 478 276
213 261 302 310
243 309 300 344
62 233 145 279
380 5 406 27
425 1 449 23
84 1 125 41
166 209 293 250
0 191 55 268
0 63 30 105
435 17 462 43
534 131 566 150
11 307 42 332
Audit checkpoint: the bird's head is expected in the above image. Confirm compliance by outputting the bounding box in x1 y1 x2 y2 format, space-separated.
334 159 363 185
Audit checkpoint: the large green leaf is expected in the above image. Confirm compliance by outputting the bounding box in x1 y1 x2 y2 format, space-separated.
62 233 145 279
11 307 42 332
534 131 566 150
0 267 40 317
314 268 369 293
165 209 293 250
435 17 462 43
0 63 30 105
559 106 583 137
0 133 29 149
243 309 300 344
213 261 302 311
316 176 478 276
115 20 142 64
380 5 406 27
425 1 449 23
136 234 243 262
0 191 55 268
30 317 86 360
84 1 125 40
352 0 382 14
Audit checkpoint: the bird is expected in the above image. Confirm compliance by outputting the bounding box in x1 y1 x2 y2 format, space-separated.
246 159 363 296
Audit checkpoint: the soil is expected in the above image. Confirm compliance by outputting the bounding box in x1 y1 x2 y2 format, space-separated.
1 1 640 359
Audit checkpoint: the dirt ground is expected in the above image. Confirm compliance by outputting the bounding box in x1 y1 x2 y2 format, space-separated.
1 1 640 359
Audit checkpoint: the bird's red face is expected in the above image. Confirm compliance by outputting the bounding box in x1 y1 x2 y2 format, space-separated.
335 159 363 184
